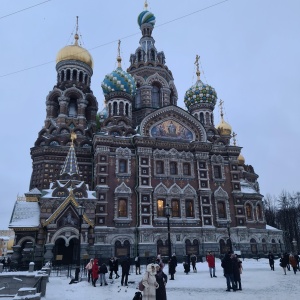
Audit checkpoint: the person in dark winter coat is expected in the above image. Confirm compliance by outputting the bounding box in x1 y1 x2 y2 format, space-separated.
155 264 168 300
268 251 275 271
121 257 130 286
289 254 298 274
183 255 191 274
191 254 197 273
99 263 108 286
91 259 99 287
284 252 290 271
169 254 177 280
114 257 120 278
280 253 288 275
135 254 141 275
221 252 236 292
108 257 114 279
232 254 242 290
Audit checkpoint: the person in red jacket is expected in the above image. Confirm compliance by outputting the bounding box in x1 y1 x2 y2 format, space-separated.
91 259 99 287
206 251 217 278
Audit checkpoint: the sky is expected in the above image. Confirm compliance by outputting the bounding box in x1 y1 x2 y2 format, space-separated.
0 0 300 229
1 258 299 299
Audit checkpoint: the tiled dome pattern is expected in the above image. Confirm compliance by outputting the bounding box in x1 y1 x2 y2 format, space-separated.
101 67 136 96
184 80 217 110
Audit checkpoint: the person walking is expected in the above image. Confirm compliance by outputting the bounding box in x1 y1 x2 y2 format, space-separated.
221 251 236 292
267 251 275 271
169 254 177 280
191 254 197 273
108 257 114 279
135 254 141 275
289 254 298 274
280 253 288 275
232 254 242 290
85 258 94 283
155 264 167 300
284 252 290 271
98 262 108 286
121 256 130 286
141 263 159 300
91 259 99 287
206 251 217 278
113 257 120 279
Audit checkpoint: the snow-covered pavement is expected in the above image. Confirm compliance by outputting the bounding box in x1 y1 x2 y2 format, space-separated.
1 258 299 300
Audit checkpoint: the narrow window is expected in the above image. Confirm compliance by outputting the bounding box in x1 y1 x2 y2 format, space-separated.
157 199 165 217
183 163 191 176
170 162 177 175
118 199 127 217
246 203 252 219
217 201 226 218
156 161 164 174
171 200 180 217
213 165 222 179
119 159 127 173
186 200 194 217
152 85 160 108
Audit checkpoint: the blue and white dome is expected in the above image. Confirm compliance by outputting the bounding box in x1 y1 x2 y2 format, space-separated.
137 10 156 28
184 79 217 110
101 67 136 97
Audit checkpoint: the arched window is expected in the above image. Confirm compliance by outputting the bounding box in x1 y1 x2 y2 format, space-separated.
113 102 118 115
84 74 88 85
157 199 165 217
118 199 127 217
61 70 65 81
186 200 194 218
79 71 83 82
171 199 180 217
250 238 258 254
156 161 164 174
68 98 77 117
150 49 155 61
66 69 71 80
246 203 253 220
73 69 77 81
256 204 262 220
125 103 129 116
108 103 112 117
200 112 204 124
152 85 160 108
217 201 226 219
119 102 124 116
138 51 142 62
205 112 210 125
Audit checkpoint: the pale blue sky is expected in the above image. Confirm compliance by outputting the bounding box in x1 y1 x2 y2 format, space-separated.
0 0 299 228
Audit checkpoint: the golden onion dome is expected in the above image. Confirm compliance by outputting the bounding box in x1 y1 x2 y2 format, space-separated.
216 117 232 136
56 33 93 69
238 153 245 165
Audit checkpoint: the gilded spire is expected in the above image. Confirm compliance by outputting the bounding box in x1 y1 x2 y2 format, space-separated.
195 54 200 81
74 16 79 46
117 40 122 68
144 0 148 10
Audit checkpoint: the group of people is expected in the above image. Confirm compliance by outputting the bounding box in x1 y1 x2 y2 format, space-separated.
221 251 243 292
85 258 109 287
279 252 299 275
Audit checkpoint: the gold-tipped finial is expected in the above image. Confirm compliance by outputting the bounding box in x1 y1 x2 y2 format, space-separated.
70 132 77 145
74 16 79 46
144 0 148 10
117 40 122 68
232 131 237 146
195 55 200 81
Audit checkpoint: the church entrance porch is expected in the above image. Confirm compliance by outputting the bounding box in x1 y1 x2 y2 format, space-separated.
53 237 78 266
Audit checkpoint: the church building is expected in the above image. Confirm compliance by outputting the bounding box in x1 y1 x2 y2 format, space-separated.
9 3 284 267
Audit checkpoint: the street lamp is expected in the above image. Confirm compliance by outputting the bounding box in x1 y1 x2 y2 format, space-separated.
164 204 172 259
227 221 233 253
74 205 85 282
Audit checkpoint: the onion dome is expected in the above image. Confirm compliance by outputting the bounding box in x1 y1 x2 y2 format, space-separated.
184 56 217 110
238 153 245 165
216 117 232 136
137 1 156 28
184 80 217 110
56 32 93 69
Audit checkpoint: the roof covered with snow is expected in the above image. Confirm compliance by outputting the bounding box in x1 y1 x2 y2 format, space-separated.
9 200 40 228
240 179 258 194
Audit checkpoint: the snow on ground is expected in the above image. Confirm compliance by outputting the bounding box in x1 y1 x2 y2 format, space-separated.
1 258 299 300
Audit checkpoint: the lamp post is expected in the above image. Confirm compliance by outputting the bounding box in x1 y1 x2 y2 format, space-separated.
75 205 85 282
164 204 172 259
227 221 233 253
